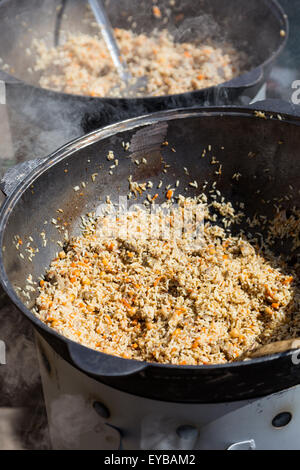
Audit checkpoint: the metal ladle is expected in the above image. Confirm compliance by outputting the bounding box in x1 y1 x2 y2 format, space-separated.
88 0 148 97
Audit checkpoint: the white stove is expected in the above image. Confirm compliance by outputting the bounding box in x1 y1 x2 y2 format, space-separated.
36 333 299 450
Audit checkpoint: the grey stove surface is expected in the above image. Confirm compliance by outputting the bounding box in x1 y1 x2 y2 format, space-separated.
0 0 299 450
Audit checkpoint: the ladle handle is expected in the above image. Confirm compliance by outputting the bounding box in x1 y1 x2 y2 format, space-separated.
242 338 300 360
249 99 300 116
88 0 131 82
0 70 22 84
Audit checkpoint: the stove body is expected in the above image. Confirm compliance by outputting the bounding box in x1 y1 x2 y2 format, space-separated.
36 333 300 450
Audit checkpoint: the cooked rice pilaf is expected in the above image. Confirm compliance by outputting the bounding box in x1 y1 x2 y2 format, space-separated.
34 195 300 365
32 29 244 97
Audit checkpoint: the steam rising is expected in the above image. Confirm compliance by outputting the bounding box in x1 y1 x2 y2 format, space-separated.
141 415 198 450
0 300 50 449
49 395 100 448
49 395 120 450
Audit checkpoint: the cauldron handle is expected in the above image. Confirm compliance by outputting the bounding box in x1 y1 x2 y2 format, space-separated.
248 99 300 116
223 66 263 90
0 157 48 198
68 341 148 378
